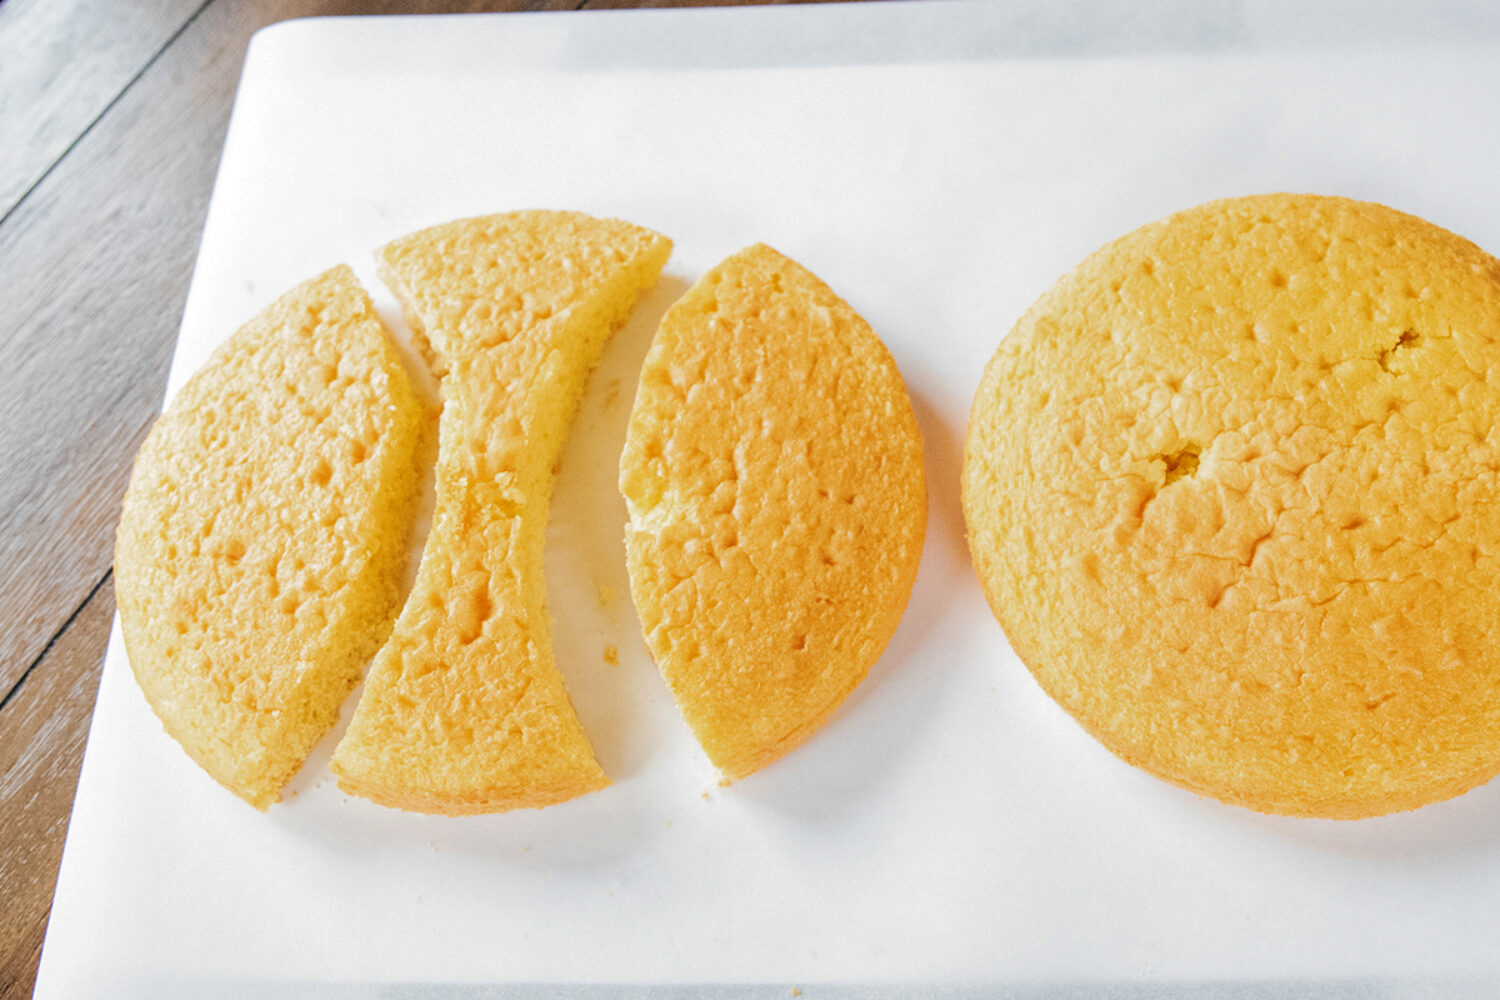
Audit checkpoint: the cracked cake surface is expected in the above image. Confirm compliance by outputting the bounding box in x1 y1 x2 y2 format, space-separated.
621 244 926 779
962 193 1500 818
115 266 425 809
331 211 671 813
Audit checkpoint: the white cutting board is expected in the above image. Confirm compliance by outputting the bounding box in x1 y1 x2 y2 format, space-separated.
36 2 1500 996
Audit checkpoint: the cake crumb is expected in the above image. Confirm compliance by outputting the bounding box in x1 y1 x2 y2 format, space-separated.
604 643 619 666
597 584 615 608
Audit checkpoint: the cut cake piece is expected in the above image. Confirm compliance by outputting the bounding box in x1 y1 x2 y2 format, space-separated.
115 265 425 809
332 211 671 813
620 244 926 779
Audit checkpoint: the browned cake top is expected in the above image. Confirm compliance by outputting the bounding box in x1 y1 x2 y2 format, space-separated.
115 265 424 809
622 244 926 779
963 194 1500 818
332 211 671 813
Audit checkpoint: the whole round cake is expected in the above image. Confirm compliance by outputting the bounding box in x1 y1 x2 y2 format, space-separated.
962 193 1500 819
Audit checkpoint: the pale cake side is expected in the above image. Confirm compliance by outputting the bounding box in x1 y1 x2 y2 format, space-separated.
331 211 671 813
115 265 425 810
621 244 926 780
962 194 1500 818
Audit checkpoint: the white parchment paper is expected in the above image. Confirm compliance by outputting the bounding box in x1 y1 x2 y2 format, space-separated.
36 2 1500 995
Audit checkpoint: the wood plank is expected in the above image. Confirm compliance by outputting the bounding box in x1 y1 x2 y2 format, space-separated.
0 575 112 1000
581 0 806 6
0 0 579 704
0 0 208 221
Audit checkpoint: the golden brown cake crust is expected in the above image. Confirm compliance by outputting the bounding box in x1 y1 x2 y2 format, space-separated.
963 194 1500 818
115 266 424 809
621 244 926 779
331 211 671 813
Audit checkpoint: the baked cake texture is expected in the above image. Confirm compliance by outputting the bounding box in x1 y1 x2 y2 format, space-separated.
115 265 424 809
963 193 1500 818
331 211 671 813
621 244 926 779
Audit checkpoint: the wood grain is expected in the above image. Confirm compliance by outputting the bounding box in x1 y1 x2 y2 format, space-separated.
580 0 812 6
0 577 112 1000
0 2 226 705
0 0 207 221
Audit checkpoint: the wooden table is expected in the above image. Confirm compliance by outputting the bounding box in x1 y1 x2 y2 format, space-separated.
0 1 817 994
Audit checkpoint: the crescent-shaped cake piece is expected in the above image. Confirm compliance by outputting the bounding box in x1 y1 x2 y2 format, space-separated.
620 244 926 779
115 265 425 809
331 211 671 813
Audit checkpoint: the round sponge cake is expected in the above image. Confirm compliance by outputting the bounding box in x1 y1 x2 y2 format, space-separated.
963 194 1500 818
621 244 926 779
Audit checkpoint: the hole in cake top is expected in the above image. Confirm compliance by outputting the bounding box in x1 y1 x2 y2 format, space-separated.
1160 445 1201 486
1377 329 1423 372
